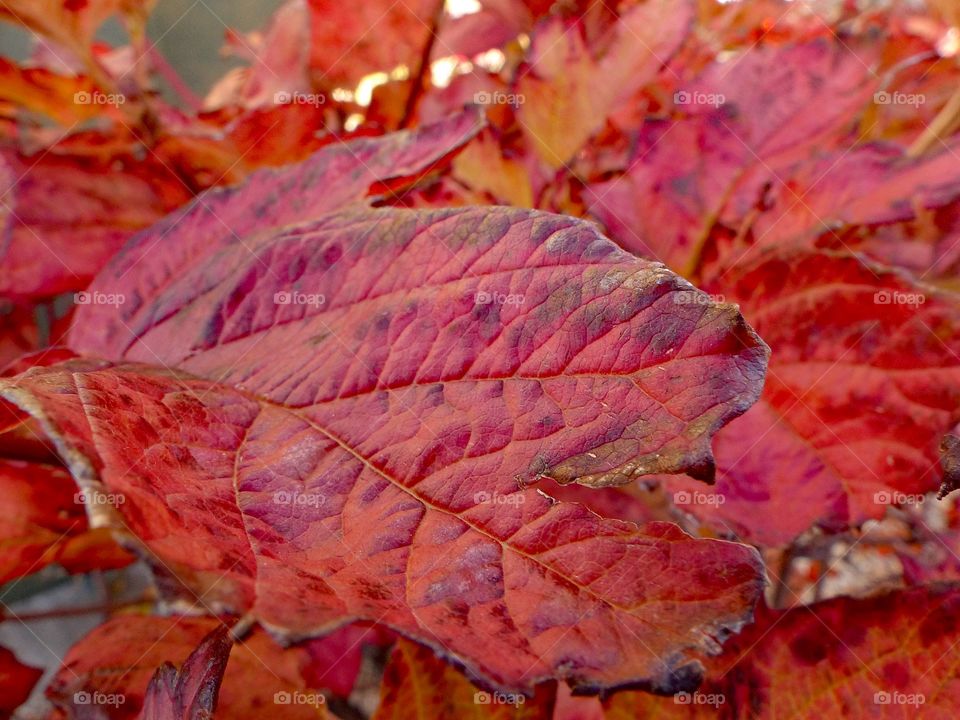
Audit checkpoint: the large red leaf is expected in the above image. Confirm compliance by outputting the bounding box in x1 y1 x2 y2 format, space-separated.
1 120 769 692
0 208 767 694
604 586 960 718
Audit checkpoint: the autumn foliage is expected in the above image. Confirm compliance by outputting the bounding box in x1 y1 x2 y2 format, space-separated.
2 0 960 717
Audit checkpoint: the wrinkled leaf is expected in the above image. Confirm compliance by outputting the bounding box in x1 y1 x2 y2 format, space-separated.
2 120 768 692
2 209 767 693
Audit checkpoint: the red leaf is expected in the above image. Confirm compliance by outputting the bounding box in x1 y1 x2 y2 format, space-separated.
0 646 42 719
302 624 394 698
0 302 42 371
2 249 766 695
587 40 880 274
586 116 742 274
721 141 960 250
666 252 960 545
1 121 769 693
681 39 876 159
0 459 131 583
0 147 190 300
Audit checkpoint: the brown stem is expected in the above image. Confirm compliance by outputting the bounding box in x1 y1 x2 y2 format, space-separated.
399 0 445 129
148 47 202 111
908 83 960 158
228 613 256 641
770 543 797 609
1 596 153 624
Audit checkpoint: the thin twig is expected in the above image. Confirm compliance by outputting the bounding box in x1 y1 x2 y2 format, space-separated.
1 596 153 624
908 83 960 158
399 0 445 129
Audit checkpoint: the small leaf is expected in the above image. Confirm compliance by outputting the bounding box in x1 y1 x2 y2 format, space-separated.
0 646 42 720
